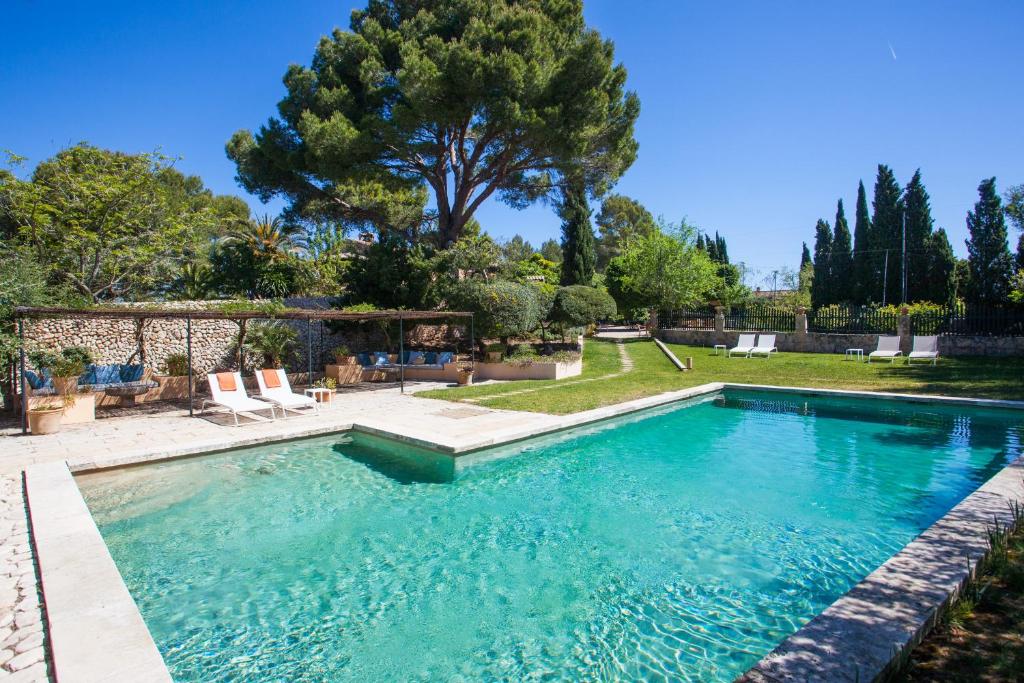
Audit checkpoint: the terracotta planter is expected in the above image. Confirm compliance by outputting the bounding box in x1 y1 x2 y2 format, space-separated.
457 372 473 386
485 351 502 363
28 408 63 435
335 355 357 366
52 376 79 396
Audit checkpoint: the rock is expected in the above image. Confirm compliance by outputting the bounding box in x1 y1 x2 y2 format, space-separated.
5 646 43 672
13 631 43 654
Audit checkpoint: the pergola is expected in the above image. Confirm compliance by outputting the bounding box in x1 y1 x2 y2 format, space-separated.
13 306 474 433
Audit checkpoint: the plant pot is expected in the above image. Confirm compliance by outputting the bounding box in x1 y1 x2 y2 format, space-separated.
485 351 502 363
52 376 79 396
28 408 63 435
457 372 473 386
335 355 357 365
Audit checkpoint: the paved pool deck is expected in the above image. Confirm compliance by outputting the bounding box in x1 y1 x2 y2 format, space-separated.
2 381 1024 682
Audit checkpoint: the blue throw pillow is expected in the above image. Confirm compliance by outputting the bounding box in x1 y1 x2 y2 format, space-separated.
96 365 121 385
355 352 371 367
406 351 423 365
423 351 437 365
79 364 98 386
373 352 391 366
438 352 454 365
24 371 44 390
120 364 144 382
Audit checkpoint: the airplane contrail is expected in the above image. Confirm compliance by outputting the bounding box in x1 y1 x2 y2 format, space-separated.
888 42 897 61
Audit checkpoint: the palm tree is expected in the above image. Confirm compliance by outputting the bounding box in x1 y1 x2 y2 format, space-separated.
226 215 307 262
242 321 299 369
167 261 214 300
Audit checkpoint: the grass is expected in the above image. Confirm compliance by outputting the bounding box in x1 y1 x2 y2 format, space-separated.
896 513 1024 681
419 338 1024 414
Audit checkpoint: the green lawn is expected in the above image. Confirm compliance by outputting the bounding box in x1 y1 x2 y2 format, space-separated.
419 338 1024 414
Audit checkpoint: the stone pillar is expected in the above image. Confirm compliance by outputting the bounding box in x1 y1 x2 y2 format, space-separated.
647 308 658 333
793 308 808 352
714 307 726 345
898 306 911 353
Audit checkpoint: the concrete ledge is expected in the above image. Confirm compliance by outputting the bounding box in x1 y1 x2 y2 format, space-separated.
25 461 172 682
740 456 1024 683
724 382 1024 411
653 338 687 370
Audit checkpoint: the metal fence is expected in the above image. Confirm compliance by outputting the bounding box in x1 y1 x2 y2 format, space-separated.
663 306 716 330
910 305 1024 337
724 305 795 332
807 306 898 334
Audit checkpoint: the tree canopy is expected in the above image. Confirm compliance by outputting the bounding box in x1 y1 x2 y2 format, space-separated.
965 178 1014 304
227 0 640 245
593 193 656 270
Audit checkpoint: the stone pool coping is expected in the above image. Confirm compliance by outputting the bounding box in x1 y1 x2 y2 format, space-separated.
24 462 171 683
21 383 1024 682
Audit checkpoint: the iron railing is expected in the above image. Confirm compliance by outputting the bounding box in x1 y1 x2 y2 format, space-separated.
807 306 898 334
724 305 795 332
910 305 1024 337
663 306 716 330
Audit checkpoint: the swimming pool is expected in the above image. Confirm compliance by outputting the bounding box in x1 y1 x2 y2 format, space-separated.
77 389 1023 682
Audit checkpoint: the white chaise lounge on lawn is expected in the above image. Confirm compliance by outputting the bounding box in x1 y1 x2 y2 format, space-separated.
729 333 756 358
255 368 320 417
202 372 277 426
868 336 902 363
749 334 777 358
908 335 940 365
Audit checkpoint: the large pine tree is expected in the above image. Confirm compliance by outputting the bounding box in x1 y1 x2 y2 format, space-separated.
851 180 872 304
831 199 854 303
923 228 956 305
871 165 903 305
965 178 1013 304
811 219 833 308
559 180 596 286
903 170 934 302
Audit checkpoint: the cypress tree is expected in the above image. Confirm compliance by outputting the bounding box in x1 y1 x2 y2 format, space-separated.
811 219 833 308
851 181 872 304
1017 234 1024 271
871 164 903 305
714 232 729 264
559 180 596 286
965 178 1013 304
923 228 956 305
695 233 706 252
800 242 812 270
903 170 934 302
831 199 854 303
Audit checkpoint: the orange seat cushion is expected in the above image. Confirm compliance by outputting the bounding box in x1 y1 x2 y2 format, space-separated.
261 369 282 388
216 372 237 392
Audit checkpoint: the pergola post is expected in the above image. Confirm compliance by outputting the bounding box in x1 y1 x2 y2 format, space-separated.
186 315 194 417
306 318 313 386
18 319 27 435
398 315 405 394
470 314 475 372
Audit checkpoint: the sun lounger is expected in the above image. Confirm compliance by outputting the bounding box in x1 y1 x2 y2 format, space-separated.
749 334 777 358
907 335 939 365
728 334 757 358
255 368 319 417
867 336 902 363
201 372 277 426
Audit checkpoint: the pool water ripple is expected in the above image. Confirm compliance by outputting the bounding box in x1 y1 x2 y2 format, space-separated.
77 390 1023 681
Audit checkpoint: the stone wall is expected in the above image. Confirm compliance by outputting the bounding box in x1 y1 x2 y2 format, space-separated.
21 299 469 376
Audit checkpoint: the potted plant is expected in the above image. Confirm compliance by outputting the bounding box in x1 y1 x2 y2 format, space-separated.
155 352 193 400
456 363 474 386
333 345 354 365
311 377 337 403
27 400 64 435
30 346 91 396
484 342 504 363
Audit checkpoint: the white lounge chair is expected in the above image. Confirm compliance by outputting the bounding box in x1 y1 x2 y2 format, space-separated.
728 333 757 358
907 335 939 366
202 372 277 426
255 368 320 417
749 334 777 358
867 336 902 364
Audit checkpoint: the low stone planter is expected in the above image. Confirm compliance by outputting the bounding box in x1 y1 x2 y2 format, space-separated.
28 407 63 434
326 363 364 385
474 358 583 381
27 393 96 424
152 375 194 401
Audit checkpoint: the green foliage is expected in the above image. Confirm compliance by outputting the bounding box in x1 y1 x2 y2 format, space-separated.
243 321 299 369
344 233 434 309
851 180 873 304
549 285 617 329
871 164 904 305
0 145 243 302
431 235 501 287
1009 270 1024 305
923 228 957 305
227 0 639 244
449 279 541 344
966 178 1014 304
501 235 534 263
607 223 719 312
810 219 833 308
1005 184 1024 267
903 170 934 302
831 200 854 302
594 194 657 271
559 180 596 285
539 239 562 264
209 215 309 298
800 242 812 270
214 298 286 317
167 261 216 301
29 346 92 378
160 352 190 377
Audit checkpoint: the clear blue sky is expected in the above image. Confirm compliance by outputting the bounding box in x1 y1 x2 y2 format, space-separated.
3 1 1022 286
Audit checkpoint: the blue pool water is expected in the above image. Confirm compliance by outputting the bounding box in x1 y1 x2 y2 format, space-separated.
77 390 1023 682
